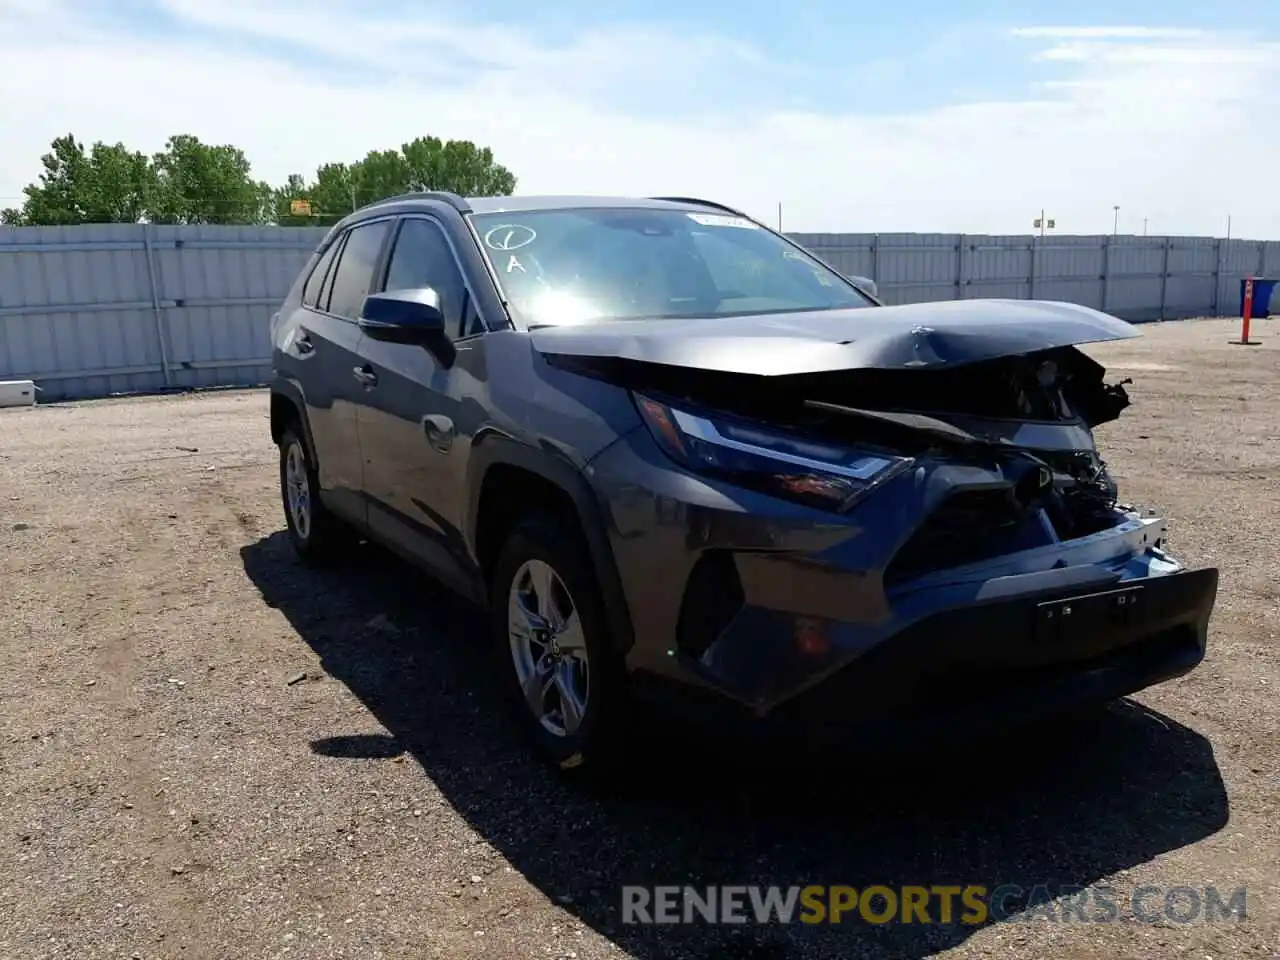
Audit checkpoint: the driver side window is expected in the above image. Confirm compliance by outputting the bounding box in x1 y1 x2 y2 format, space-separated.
382 218 478 337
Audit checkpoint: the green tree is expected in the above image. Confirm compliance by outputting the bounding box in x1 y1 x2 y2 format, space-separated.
285 136 517 224
307 162 367 224
149 134 271 225
402 136 516 196
4 132 518 227
2 134 155 225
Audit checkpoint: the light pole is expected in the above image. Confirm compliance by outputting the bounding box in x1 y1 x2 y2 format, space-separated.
1112 205 1120 235
1033 209 1056 239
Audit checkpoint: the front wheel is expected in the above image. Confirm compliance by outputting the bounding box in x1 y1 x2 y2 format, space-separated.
490 515 629 775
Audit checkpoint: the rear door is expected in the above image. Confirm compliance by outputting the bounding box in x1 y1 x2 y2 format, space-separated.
355 214 488 599
289 218 392 524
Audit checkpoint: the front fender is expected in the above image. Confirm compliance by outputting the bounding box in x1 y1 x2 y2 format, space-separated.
466 432 636 655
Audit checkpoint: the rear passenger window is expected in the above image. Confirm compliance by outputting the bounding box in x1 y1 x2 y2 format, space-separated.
327 221 391 319
382 218 474 337
301 238 341 309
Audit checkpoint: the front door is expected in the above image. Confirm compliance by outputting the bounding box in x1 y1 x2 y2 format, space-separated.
355 215 487 600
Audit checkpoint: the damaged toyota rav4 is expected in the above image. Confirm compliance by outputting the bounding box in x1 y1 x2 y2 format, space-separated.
269 192 1219 773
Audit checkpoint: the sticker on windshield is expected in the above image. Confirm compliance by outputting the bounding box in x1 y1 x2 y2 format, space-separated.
687 213 759 229
483 224 537 251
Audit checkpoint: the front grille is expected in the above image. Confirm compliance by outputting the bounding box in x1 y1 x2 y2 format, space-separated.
884 489 1033 584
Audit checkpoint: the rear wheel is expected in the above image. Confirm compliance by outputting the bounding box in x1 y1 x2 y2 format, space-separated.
279 426 352 564
490 515 629 775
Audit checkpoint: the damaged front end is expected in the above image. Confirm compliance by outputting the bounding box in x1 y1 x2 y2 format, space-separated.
570 342 1153 588
537 302 1217 739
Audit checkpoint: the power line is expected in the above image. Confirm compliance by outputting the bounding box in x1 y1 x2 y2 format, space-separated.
0 189 478 211
0 194 375 204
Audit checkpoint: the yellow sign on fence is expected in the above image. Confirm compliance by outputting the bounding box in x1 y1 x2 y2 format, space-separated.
289 199 313 217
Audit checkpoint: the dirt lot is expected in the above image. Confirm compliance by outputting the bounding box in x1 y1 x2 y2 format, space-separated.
0 317 1277 959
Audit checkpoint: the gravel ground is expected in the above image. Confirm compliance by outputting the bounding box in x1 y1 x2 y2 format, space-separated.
0 317 1277 960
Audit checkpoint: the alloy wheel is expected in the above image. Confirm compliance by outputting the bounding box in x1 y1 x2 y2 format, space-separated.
507 558 591 737
284 441 312 541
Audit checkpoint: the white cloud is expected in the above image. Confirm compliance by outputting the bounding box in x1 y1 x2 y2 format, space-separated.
1010 26 1209 40
2 2 1279 236
1033 40 1275 65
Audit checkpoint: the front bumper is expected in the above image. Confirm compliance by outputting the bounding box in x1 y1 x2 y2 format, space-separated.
654 568 1214 753
587 428 1219 750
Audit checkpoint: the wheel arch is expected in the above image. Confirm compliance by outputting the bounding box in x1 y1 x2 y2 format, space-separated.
269 378 316 459
468 436 635 656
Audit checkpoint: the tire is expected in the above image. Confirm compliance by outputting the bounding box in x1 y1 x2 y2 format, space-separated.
278 425 352 564
490 514 630 775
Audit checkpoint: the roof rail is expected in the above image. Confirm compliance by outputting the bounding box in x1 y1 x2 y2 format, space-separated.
365 190 472 213
648 196 753 219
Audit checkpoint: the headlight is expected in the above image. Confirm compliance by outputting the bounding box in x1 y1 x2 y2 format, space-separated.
633 392 912 512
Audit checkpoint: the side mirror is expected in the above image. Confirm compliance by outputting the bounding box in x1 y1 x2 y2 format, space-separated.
358 288 446 342
849 275 879 300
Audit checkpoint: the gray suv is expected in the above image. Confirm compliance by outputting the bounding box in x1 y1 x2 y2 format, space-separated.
268 192 1218 774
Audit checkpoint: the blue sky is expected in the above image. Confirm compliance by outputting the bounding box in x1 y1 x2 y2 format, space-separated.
88 0 1280 115
4 0 1280 235
90 0 1280 112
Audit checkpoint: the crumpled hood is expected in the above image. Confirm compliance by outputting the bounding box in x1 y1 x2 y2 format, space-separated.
529 298 1138 375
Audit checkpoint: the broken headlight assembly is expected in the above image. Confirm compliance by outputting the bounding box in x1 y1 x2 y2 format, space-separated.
633 393 912 512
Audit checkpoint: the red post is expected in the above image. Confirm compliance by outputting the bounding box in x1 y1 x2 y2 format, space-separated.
1232 276 1260 345
1242 276 1254 342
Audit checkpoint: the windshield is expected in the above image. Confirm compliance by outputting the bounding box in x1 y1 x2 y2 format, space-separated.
467 207 874 326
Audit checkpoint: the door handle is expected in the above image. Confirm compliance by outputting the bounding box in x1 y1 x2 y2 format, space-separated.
352 365 378 387
294 333 315 354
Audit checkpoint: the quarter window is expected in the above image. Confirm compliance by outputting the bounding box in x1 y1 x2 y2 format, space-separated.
301 238 340 310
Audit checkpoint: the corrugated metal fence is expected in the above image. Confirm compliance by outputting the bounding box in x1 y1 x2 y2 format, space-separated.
792 233 1280 324
0 224 327 401
1 224 1277 401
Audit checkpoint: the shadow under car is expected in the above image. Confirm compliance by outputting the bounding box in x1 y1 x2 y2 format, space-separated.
240 531 1229 960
